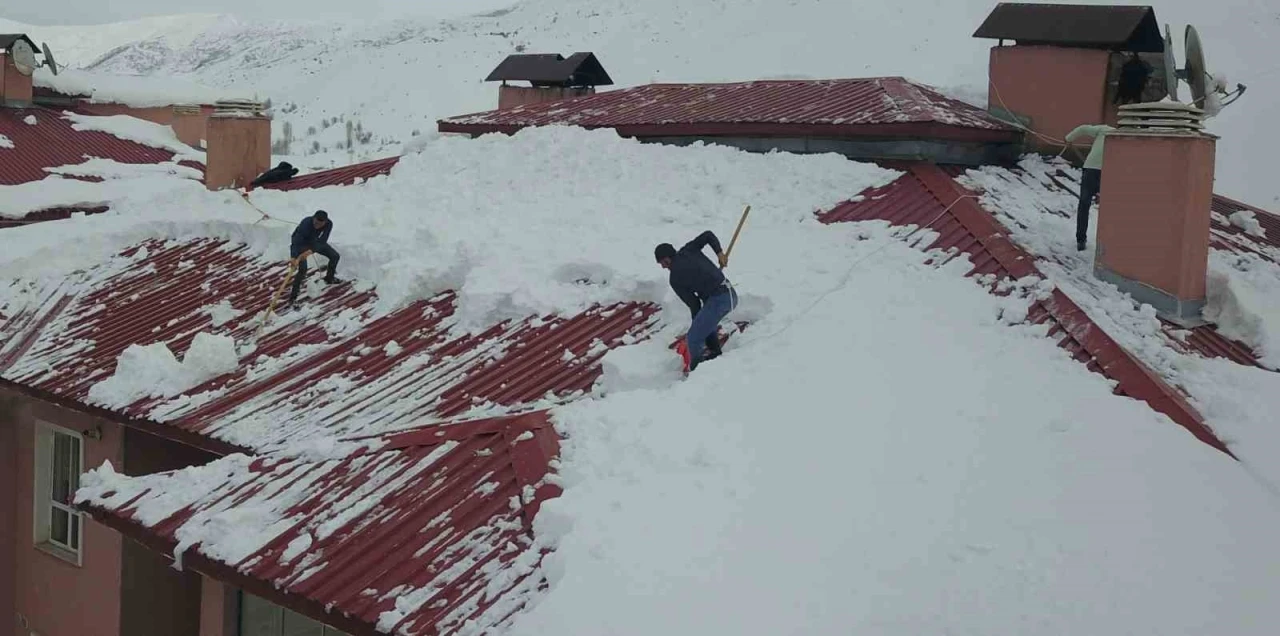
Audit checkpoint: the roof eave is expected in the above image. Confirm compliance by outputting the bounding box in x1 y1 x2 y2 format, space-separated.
437 120 1022 144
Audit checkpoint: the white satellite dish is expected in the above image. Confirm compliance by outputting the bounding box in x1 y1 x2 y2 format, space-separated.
1164 23 1245 116
10 39 37 76
40 42 59 76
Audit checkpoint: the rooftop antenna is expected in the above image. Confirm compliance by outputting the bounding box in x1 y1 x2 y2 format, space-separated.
39 42 59 76
1168 23 1245 116
9 39 37 76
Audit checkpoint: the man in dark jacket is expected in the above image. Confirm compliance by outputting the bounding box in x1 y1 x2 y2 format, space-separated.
288 210 340 305
250 162 299 188
655 230 739 371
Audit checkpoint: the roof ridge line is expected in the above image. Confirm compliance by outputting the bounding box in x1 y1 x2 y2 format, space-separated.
910 163 1234 458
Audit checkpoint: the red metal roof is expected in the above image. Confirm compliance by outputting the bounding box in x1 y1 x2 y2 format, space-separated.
78 410 561 636
0 238 661 454
0 105 178 186
822 163 1234 457
259 156 402 192
437 78 1019 143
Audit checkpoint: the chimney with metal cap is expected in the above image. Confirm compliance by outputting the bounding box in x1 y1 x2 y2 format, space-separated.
1093 102 1216 325
1 34 37 106
205 99 271 190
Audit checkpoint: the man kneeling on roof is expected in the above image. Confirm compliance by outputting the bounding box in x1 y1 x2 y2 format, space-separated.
655 230 739 372
287 210 341 307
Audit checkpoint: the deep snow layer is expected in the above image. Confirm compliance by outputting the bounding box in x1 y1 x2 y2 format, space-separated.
958 155 1280 491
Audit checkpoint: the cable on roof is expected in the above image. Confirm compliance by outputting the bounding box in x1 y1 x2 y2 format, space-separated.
746 193 978 346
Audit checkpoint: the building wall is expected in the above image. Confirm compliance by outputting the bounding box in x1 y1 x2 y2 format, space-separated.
1 56 34 106
8 394 123 636
70 103 213 148
498 85 594 110
987 45 1114 152
2 394 19 636
200 577 238 636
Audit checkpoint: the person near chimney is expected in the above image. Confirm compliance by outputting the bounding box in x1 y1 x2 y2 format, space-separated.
1065 123 1115 252
655 230 738 372
249 161 299 188
1114 53 1153 105
287 210 341 306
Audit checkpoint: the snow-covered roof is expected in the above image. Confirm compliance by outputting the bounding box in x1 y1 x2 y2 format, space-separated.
5 125 1280 635
76 411 560 636
0 237 661 454
437 77 1019 140
32 67 234 108
0 106 205 222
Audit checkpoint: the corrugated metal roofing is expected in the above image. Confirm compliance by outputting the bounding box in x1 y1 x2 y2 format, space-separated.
0 105 179 186
0 238 661 453
972 3 1164 52
79 411 562 636
438 78 1018 142
822 163 1233 456
259 156 401 192
941 161 1276 370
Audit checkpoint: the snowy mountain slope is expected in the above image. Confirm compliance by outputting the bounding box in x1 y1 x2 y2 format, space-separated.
0 14 224 68
15 0 1279 206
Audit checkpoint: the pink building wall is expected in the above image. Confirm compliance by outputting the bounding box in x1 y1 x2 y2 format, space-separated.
10 396 123 636
0 55 34 105
2 395 17 636
498 84 594 110
987 45 1117 152
70 103 213 148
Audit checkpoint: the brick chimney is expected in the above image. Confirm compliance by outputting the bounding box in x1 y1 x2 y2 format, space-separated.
205 100 270 191
1 41 35 107
1094 104 1216 325
485 52 612 110
973 4 1167 152
171 104 207 148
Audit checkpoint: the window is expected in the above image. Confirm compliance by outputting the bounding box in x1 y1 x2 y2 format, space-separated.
239 592 350 636
33 423 84 564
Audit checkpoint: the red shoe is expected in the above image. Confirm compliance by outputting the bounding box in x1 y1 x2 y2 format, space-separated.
675 340 691 373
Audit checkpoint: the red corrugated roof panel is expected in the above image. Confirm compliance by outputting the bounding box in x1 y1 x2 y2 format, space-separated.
822 163 1233 456
260 156 402 192
437 78 1019 142
0 238 661 453
79 411 562 636
0 105 179 185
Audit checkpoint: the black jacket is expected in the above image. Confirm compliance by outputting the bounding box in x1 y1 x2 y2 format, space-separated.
291 216 332 253
669 231 727 318
250 162 299 187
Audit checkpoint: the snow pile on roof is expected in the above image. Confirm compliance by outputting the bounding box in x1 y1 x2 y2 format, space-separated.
33 67 233 108
22 115 37 126
957 155 1280 487
0 134 13 149
500 216 1280 635
0 172 203 219
1206 251 1280 368
45 157 203 181
1228 210 1267 238
64 111 204 161
87 332 240 409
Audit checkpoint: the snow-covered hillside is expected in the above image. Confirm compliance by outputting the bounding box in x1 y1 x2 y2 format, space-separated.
7 0 1279 207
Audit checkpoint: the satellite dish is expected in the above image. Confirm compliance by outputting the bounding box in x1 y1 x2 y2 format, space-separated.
10 39 37 76
1163 24 1179 102
1161 23 1246 117
40 42 59 76
1184 25 1208 109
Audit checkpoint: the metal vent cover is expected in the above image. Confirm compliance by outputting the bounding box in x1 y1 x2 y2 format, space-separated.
1116 102 1205 133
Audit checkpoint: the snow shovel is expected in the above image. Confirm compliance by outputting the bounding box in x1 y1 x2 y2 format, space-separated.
721 205 750 269
255 250 312 339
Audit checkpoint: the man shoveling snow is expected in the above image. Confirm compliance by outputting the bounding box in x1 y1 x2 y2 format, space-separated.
655 230 739 372
288 210 342 307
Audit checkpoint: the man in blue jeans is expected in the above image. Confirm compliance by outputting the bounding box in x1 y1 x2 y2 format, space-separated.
655 230 739 371
287 210 341 306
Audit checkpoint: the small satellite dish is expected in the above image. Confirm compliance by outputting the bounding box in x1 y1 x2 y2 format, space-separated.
1163 24 1179 102
40 42 59 76
10 39 37 76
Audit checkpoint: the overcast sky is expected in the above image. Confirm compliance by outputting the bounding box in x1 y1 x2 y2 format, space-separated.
3 0 513 26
